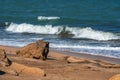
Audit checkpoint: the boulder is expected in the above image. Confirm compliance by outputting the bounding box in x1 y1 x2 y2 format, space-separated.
109 74 120 80
16 40 49 60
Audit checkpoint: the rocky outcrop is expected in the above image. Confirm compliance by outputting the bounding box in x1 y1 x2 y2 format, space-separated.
9 62 46 77
16 40 49 60
0 49 18 76
109 74 120 80
0 49 46 76
65 56 90 63
0 49 11 67
65 56 120 68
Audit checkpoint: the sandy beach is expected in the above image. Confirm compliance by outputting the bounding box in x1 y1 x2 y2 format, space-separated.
0 45 119 80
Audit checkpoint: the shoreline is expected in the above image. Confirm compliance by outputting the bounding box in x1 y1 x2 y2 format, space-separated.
51 49 120 64
0 45 120 64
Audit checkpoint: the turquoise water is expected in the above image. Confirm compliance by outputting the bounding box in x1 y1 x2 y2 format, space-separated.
1 0 120 26
0 0 120 58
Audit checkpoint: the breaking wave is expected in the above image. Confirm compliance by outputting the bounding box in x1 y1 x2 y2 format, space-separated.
37 16 60 20
6 23 119 41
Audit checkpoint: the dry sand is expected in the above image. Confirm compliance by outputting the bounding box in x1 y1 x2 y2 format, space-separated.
0 45 120 80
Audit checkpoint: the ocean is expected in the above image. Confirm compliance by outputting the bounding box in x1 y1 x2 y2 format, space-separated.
0 0 120 59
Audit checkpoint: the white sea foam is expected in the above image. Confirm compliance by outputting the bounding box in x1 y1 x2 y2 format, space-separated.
6 23 119 41
37 16 60 20
6 23 63 34
1 39 120 58
51 44 120 51
5 22 9 25
66 27 119 40
51 44 120 59
0 40 28 47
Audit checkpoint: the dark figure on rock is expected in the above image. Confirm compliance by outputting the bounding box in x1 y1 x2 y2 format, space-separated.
42 42 49 60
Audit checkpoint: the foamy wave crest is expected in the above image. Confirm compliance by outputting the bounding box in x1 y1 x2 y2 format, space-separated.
6 23 119 40
37 16 60 20
6 23 63 34
67 27 119 40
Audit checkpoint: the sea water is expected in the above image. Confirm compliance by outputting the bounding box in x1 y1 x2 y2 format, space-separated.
0 0 120 58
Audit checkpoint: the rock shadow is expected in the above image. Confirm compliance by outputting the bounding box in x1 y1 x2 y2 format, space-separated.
0 71 5 75
47 58 56 60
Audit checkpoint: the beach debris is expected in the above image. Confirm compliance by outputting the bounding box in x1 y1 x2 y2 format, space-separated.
16 40 49 60
109 74 120 80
